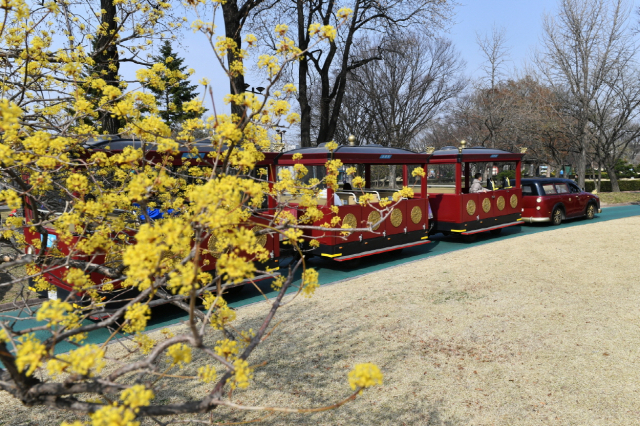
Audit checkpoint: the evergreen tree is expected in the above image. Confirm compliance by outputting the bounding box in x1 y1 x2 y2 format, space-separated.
150 41 203 130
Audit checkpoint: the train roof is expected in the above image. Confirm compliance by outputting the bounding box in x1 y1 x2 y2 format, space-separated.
277 143 424 165
83 136 278 165
426 146 524 163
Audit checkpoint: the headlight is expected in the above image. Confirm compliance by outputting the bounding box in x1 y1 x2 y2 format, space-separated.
536 206 541 210
536 197 542 203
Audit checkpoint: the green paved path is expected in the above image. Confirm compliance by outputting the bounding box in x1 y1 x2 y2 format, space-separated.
2 204 638 356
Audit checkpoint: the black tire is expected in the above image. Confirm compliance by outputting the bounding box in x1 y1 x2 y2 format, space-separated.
223 285 244 297
585 203 596 220
490 228 502 235
462 233 477 243
551 207 563 226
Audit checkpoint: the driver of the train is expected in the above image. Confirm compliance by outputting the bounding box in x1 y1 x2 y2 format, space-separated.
470 173 489 193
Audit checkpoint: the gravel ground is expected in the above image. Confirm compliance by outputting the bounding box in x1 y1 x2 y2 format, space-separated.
1 216 640 425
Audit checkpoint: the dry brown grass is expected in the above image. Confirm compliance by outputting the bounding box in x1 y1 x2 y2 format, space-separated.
2 217 640 425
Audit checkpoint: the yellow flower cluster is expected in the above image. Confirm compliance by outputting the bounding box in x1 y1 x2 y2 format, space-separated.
47 344 106 377
301 268 319 297
197 365 217 383
123 303 151 333
229 358 253 389
392 186 415 202
15 334 46 376
36 299 73 326
86 385 154 425
202 293 237 330
167 343 192 367
348 363 383 391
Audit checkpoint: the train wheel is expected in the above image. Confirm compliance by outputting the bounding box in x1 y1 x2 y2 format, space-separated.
586 204 596 220
490 228 502 235
223 285 244 297
551 207 563 226
462 234 477 243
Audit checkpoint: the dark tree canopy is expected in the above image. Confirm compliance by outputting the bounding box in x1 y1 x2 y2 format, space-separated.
149 41 203 130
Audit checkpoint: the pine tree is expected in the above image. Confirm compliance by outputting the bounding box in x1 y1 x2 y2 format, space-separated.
150 41 203 130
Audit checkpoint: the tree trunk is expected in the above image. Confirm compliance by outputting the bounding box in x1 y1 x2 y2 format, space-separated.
605 162 621 192
576 135 587 189
95 0 120 134
222 2 246 119
388 165 396 190
296 1 312 147
597 163 602 192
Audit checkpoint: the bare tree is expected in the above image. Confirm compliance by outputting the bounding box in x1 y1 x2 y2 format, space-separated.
536 0 634 188
343 33 465 150
589 61 640 191
293 0 455 147
474 25 512 148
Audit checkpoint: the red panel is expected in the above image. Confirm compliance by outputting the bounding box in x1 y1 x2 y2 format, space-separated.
309 206 336 246
428 193 461 224
405 198 429 233
461 193 480 223
477 194 495 220
361 202 387 241
334 205 362 244
385 201 407 236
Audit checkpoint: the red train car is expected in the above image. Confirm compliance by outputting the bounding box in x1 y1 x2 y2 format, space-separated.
275 143 432 261
22 137 281 296
425 143 525 237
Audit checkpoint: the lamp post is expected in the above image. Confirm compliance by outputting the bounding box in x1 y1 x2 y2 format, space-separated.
243 84 265 96
275 129 286 152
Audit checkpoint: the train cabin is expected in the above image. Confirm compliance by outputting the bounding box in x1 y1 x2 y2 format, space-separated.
275 143 431 262
425 142 525 237
22 138 280 296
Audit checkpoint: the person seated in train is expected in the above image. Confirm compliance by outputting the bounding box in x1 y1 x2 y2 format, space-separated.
342 181 352 191
470 173 489 193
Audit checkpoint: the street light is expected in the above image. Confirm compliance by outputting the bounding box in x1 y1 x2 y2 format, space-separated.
275 129 286 152
243 84 265 95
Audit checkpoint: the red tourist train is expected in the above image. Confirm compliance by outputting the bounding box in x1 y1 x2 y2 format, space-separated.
20 138 525 295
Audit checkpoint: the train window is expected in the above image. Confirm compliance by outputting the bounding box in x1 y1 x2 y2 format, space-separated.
407 165 423 193
428 164 456 194
277 165 327 186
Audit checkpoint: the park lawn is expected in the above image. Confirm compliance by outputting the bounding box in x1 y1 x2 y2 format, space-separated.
597 191 640 206
1 216 640 425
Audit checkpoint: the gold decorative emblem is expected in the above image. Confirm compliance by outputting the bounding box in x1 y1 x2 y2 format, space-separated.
207 235 222 259
411 206 423 224
390 208 403 227
510 194 518 208
252 226 268 247
496 196 505 211
367 211 381 231
482 198 491 213
342 213 357 229
466 200 476 216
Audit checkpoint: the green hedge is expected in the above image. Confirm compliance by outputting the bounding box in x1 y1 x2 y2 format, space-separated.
585 180 640 192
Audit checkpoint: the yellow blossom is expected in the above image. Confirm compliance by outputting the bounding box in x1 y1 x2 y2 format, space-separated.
167 343 192 367
348 363 383 391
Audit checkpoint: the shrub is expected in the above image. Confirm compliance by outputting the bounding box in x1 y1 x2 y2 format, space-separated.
585 180 640 192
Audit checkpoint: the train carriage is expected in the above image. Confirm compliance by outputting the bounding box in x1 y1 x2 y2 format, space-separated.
425 141 525 237
275 143 432 262
22 137 281 296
